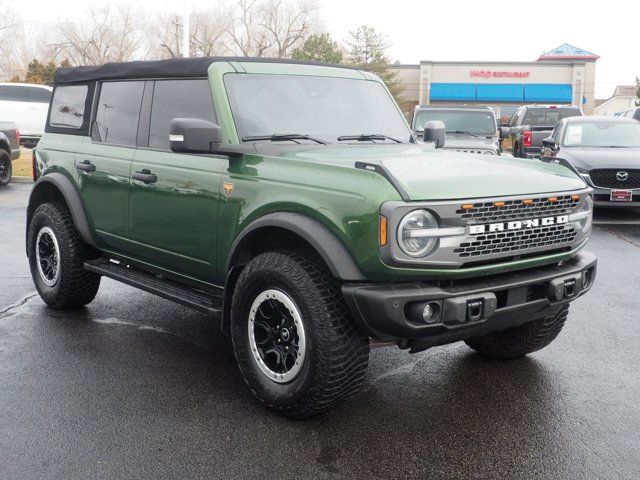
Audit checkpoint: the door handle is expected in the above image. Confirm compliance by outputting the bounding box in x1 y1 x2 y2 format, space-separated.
75 160 95 173
132 169 157 184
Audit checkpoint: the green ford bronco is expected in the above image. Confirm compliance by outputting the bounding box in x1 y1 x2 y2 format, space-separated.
27 58 596 417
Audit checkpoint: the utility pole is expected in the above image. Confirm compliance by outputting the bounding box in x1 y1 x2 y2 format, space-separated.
182 0 189 58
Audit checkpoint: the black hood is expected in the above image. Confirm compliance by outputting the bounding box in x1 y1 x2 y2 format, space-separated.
559 147 640 170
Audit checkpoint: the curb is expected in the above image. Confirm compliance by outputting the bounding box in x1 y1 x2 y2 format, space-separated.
10 177 34 184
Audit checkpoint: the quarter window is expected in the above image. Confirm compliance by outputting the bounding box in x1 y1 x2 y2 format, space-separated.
0 84 27 102
93 81 144 145
148 79 215 149
49 85 88 129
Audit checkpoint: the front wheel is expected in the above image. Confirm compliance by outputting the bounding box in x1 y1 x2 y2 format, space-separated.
464 306 569 359
230 250 370 418
0 150 11 186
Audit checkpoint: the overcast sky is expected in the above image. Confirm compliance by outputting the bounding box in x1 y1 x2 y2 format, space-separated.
18 0 639 98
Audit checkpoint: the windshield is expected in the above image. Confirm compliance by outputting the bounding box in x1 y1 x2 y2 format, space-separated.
563 121 640 148
413 110 496 135
522 108 580 127
224 73 411 143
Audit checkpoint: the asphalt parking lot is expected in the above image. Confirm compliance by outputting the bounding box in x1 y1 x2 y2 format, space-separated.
1 182 639 480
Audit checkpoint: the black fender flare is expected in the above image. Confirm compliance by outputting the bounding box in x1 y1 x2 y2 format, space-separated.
226 212 366 281
28 172 95 246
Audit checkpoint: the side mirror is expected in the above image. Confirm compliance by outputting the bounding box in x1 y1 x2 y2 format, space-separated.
542 137 556 149
170 118 222 153
499 126 511 139
423 120 446 148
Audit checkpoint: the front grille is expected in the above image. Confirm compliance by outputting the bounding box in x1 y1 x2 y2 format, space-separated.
455 195 579 223
590 169 640 189
454 224 577 258
451 149 485 154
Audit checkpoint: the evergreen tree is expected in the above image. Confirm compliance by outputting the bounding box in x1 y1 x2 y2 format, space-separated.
291 33 343 64
345 26 404 106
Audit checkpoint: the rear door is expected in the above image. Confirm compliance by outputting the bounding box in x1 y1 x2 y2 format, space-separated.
0 84 27 133
129 78 225 281
76 80 144 253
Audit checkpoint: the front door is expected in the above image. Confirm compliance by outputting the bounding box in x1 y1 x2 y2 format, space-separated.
128 78 224 282
76 80 145 252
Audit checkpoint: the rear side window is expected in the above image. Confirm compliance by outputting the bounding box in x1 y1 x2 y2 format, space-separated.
28 87 52 103
49 85 88 128
522 108 580 126
93 81 144 146
148 79 215 149
0 84 27 102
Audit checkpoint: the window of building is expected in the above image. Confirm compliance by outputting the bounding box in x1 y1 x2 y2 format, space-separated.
93 81 144 145
149 79 215 149
49 85 88 129
0 84 27 102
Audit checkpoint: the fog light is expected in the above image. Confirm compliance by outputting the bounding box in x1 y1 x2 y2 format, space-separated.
406 301 442 324
423 303 436 322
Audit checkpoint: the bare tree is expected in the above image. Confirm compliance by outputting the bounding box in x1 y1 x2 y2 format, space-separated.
49 3 148 65
261 0 316 58
0 2 22 79
225 0 317 58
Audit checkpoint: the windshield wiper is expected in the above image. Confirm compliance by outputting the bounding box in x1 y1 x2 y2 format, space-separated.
446 130 480 138
337 134 402 143
242 134 327 145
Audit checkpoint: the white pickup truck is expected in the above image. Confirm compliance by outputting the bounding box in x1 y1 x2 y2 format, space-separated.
0 82 52 148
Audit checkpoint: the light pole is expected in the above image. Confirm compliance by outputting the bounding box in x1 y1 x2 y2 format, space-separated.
182 0 190 58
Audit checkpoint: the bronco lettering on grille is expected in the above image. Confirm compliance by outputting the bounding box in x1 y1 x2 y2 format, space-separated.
468 215 569 235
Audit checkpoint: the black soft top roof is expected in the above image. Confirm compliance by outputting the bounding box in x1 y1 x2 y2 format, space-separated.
54 56 350 84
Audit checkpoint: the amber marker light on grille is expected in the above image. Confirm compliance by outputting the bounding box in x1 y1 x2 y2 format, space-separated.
572 195 580 201
494 201 505 207
523 199 533 205
379 215 388 246
548 197 558 203
462 204 474 210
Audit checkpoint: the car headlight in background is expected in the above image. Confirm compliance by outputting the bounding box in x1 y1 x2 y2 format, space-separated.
397 209 439 257
579 195 594 234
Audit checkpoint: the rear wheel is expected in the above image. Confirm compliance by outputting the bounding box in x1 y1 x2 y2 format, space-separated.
230 250 370 418
27 202 101 309
0 150 11 186
464 306 569 359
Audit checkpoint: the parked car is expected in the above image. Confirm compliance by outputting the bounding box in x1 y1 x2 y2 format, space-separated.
0 82 52 148
412 105 504 155
541 116 640 207
507 105 582 158
0 121 20 186
620 107 640 121
28 58 596 418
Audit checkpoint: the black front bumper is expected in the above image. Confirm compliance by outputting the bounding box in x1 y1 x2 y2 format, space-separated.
343 251 597 352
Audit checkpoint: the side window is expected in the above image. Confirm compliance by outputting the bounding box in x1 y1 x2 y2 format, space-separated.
93 81 144 145
49 85 88 129
552 123 562 144
28 87 52 103
148 79 215 149
634 109 640 121
0 84 27 102
508 109 520 127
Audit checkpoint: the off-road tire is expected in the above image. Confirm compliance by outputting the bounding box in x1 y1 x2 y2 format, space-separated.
27 202 101 309
465 306 569 359
230 250 370 418
0 150 11 186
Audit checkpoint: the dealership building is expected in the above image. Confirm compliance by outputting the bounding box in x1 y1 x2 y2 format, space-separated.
394 44 599 121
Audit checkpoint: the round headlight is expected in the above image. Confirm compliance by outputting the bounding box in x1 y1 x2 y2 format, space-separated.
397 209 439 257
579 195 593 234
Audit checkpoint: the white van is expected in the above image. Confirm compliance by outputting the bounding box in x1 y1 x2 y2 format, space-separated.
0 83 53 147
